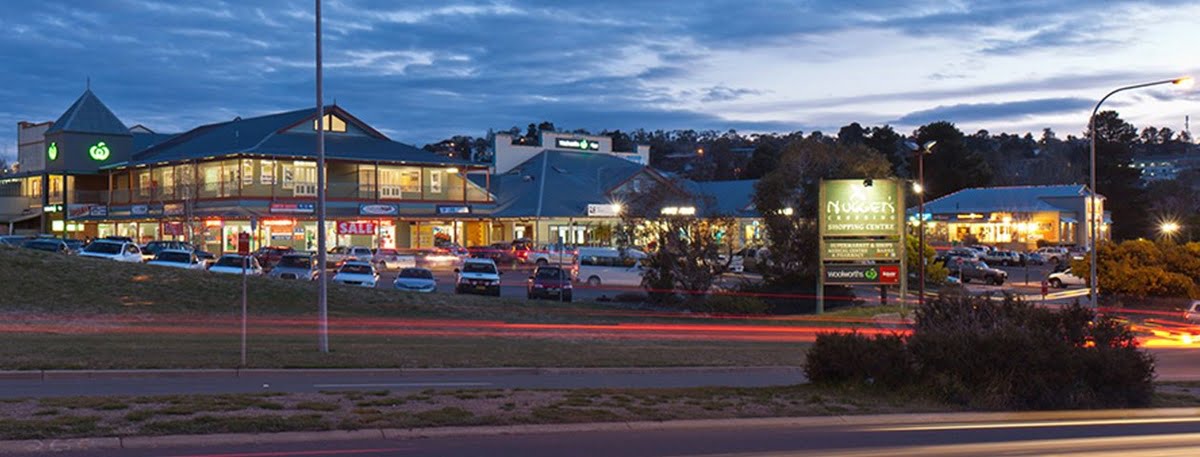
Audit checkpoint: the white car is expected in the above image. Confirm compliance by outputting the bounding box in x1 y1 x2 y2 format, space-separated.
575 247 645 287
1185 301 1200 323
79 240 144 263
528 244 578 266
208 254 263 275
1035 247 1070 264
332 261 379 287
1047 268 1086 288
393 267 437 293
328 246 374 265
455 258 502 296
372 248 417 270
146 249 207 270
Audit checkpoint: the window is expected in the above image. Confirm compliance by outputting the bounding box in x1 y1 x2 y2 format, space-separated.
312 114 347 133
138 172 151 198
260 160 275 185
241 160 254 186
293 161 316 196
282 164 294 189
429 170 442 193
379 167 421 198
161 167 175 193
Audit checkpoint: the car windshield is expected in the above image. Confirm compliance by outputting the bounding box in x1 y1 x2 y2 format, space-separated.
340 264 373 274
156 252 193 263
535 268 564 280
215 256 248 268
463 262 497 274
278 256 312 269
399 268 433 279
84 242 122 254
26 241 58 249
977 261 990 269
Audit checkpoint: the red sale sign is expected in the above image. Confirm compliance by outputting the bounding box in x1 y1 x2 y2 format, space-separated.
337 221 377 235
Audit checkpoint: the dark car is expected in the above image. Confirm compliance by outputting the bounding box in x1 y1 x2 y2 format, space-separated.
527 265 572 302
142 240 194 260
469 243 519 265
0 235 34 247
268 253 319 280
22 238 72 254
252 246 296 270
945 258 1007 285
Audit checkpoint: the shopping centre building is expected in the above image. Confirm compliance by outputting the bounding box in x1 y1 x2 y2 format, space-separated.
2 89 764 253
909 185 1110 250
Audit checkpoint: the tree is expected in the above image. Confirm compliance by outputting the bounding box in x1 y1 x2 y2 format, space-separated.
1086 110 1138 144
907 234 949 286
743 141 781 179
752 138 893 285
865 125 905 176
914 121 993 199
837 123 866 146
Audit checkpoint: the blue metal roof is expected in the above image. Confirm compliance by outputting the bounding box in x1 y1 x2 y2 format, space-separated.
116 107 471 167
486 150 647 218
918 185 1097 214
45 90 131 136
684 179 760 217
132 132 177 151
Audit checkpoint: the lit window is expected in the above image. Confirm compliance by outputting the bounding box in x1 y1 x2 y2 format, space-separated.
313 114 347 133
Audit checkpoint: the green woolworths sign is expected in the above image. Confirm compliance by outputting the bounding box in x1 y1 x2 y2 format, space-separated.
820 179 903 237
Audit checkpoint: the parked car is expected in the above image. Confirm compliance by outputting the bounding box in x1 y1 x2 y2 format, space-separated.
252 246 296 270
208 254 263 275
527 265 573 302
1047 268 1086 288
983 250 1023 266
511 238 534 263
1185 301 1200 324
944 258 1007 285
332 261 379 287
1068 245 1089 261
393 267 437 293
327 246 374 265
528 243 578 266
22 238 73 254
1024 252 1047 265
372 248 417 270
415 247 466 269
469 243 519 265
141 240 194 261
1035 247 1069 264
455 258 502 296
268 253 319 280
0 235 33 247
575 247 645 287
79 240 143 262
146 249 207 270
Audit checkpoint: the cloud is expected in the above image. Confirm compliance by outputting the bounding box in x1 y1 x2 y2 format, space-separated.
700 85 762 102
893 97 1095 125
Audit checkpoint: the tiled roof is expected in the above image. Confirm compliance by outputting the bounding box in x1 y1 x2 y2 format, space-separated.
45 90 130 136
918 185 1097 214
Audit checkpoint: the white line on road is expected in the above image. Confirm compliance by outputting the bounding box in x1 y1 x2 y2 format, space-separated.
313 382 492 388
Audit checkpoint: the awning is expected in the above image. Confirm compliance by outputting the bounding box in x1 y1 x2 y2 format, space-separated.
0 211 41 224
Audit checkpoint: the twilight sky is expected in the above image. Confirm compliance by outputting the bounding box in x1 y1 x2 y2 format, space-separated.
2 0 1198 162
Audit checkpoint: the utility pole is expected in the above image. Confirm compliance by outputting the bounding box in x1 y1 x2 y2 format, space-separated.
315 0 329 353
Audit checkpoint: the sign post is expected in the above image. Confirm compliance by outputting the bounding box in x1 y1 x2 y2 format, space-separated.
817 179 906 313
238 231 250 367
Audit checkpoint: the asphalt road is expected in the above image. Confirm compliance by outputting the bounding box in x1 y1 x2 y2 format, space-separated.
0 367 803 399
15 410 1200 456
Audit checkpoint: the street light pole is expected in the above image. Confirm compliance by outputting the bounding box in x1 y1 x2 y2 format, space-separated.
1087 76 1192 309
315 0 329 353
906 140 936 308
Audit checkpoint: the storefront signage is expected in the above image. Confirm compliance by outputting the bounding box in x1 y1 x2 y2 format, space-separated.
822 240 900 261
164 203 184 216
89 205 108 217
131 205 149 216
586 204 620 217
43 205 62 213
270 202 315 214
89 141 111 162
47 142 58 161
555 138 600 151
956 213 986 220
437 205 471 215
820 179 902 237
824 264 901 285
163 222 186 236
337 221 377 235
67 204 106 219
359 204 398 216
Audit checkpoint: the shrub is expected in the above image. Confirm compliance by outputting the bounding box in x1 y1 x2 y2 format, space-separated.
611 292 648 304
804 332 913 389
684 294 772 315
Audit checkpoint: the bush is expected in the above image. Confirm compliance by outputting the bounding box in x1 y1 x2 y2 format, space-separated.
804 293 1156 410
611 292 648 304
683 294 772 315
804 332 913 389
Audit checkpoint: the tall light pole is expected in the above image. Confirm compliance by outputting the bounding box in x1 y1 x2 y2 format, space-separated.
1087 76 1192 308
906 140 936 308
315 0 329 353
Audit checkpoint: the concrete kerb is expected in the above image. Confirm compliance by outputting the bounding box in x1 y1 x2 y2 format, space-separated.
6 408 1200 453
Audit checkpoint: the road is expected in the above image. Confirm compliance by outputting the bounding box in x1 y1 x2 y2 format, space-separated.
13 410 1200 456
0 367 803 399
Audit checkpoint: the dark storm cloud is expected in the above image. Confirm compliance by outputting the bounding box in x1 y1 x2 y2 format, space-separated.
893 97 1095 125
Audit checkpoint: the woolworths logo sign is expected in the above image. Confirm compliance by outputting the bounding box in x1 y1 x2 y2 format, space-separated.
89 142 111 162
821 179 901 237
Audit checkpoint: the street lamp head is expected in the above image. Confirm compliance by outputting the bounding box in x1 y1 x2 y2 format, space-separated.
912 182 923 194
1173 76 1194 89
904 140 919 151
1160 221 1181 234
922 140 937 152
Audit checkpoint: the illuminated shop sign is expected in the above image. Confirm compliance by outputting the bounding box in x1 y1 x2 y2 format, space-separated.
359 204 399 216
337 221 377 235
437 205 471 215
270 202 315 214
47 142 58 161
555 138 600 151
89 142 111 161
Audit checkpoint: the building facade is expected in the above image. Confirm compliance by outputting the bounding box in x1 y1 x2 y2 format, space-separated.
910 185 1110 250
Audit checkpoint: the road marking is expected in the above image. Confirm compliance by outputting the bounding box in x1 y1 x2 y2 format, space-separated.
312 382 492 388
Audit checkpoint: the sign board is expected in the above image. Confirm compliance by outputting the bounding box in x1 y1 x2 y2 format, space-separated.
163 222 186 236
337 221 377 235
67 204 106 219
437 205 471 215
555 138 600 151
824 264 901 285
586 204 619 217
822 240 900 261
359 204 398 216
237 232 250 256
131 205 149 216
43 205 62 213
270 202 315 214
164 203 184 216
820 179 903 237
